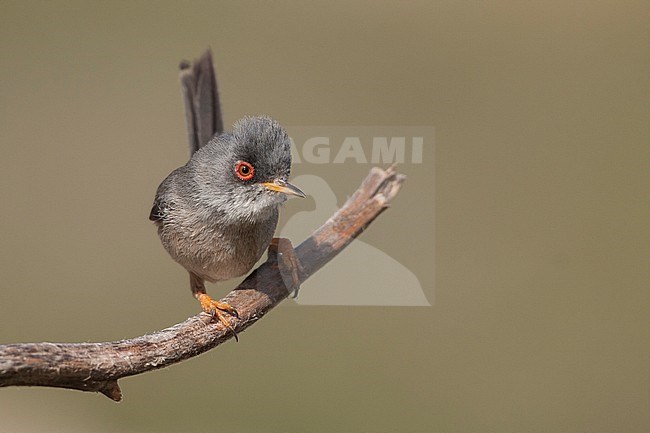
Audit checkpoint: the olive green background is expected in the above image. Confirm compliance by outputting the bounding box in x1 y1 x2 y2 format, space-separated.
0 1 647 432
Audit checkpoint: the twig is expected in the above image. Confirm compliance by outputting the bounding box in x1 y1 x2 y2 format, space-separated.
0 166 405 401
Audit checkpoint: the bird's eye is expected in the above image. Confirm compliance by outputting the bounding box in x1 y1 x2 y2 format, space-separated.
234 161 254 181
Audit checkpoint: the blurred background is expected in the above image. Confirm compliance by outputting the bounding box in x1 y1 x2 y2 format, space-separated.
0 1 647 432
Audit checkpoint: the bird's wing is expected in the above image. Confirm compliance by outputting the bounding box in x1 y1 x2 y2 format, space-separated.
149 185 169 222
179 49 224 156
148 200 165 222
148 171 178 222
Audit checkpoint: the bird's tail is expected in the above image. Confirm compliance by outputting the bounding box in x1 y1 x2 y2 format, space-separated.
179 49 224 156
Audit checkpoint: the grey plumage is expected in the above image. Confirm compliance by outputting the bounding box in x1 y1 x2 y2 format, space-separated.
150 50 304 334
150 116 292 283
179 49 223 155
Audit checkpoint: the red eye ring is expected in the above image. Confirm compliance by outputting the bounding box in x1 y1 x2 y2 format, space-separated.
234 161 254 181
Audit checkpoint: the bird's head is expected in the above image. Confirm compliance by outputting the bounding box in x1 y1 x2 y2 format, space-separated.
190 116 305 223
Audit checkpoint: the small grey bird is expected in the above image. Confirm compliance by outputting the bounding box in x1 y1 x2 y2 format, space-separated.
149 50 304 337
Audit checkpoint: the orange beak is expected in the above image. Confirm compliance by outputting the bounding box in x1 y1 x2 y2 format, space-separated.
261 179 306 198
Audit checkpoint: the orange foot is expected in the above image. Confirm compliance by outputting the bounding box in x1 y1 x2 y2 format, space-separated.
197 294 239 341
268 237 302 298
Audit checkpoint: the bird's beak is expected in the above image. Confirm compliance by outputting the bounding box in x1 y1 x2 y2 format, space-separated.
261 179 306 198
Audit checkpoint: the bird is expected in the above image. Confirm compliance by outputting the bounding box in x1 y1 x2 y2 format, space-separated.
149 50 305 339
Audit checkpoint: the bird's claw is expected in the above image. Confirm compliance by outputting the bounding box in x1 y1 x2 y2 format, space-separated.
198 294 239 341
269 237 302 297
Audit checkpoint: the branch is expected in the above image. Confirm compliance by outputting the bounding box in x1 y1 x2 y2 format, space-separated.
0 166 405 402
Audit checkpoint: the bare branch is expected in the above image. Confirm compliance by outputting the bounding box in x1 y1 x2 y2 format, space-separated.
0 166 405 401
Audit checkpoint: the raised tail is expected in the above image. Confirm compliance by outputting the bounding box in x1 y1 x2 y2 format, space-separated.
179 49 224 156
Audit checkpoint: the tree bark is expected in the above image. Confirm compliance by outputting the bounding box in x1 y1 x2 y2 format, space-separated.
0 166 404 401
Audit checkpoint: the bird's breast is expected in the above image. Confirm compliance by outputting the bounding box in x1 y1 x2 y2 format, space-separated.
157 208 278 283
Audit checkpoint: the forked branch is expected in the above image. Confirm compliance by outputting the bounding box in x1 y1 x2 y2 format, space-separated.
0 166 405 402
